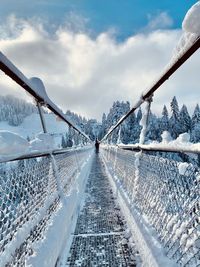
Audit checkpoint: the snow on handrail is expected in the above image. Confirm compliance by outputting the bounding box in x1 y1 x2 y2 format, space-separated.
101 36 200 142
117 143 200 154
0 145 92 164
0 52 91 141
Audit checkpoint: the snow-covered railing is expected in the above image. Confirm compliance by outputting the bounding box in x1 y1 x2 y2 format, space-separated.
102 145 200 267
0 53 91 142
0 146 93 266
118 143 200 155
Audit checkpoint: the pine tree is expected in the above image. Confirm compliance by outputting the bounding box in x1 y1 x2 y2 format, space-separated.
66 129 73 147
179 105 191 133
191 104 200 143
136 107 142 123
146 112 160 141
169 96 181 138
100 113 107 139
61 135 66 148
191 104 200 129
160 105 169 133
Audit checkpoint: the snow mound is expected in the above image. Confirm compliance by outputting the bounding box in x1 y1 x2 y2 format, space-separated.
160 132 191 148
176 132 190 143
29 77 49 102
178 162 190 176
161 131 172 143
175 32 198 57
0 131 29 156
170 2 200 66
183 2 200 36
30 133 59 151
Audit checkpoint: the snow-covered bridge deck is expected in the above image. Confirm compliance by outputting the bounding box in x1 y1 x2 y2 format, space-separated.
59 154 140 267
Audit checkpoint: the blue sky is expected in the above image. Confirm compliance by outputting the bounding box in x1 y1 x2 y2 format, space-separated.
0 0 197 39
0 1 199 119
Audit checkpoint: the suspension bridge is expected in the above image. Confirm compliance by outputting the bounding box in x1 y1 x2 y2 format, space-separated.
0 11 200 267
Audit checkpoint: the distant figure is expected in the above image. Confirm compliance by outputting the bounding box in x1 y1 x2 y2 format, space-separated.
95 139 100 153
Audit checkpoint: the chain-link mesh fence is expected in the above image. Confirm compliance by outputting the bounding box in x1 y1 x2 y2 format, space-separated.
102 145 200 267
0 146 92 266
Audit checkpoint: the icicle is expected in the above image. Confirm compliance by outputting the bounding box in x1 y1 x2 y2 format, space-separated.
133 95 153 202
117 125 122 145
139 96 153 144
50 154 67 205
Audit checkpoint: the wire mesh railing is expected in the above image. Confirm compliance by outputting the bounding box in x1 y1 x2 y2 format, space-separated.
0 146 93 266
102 145 200 267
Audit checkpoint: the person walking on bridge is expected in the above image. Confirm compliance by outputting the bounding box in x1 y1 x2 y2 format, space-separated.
95 139 100 153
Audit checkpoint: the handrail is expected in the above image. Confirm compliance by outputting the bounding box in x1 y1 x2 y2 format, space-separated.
0 146 92 164
0 52 91 141
116 143 200 154
101 37 200 141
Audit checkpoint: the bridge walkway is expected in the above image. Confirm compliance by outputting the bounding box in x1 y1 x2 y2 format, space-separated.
60 153 140 267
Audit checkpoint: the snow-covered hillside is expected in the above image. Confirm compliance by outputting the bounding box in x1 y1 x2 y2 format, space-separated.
0 113 69 144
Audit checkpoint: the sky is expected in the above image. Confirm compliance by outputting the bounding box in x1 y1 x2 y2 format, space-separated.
0 0 199 120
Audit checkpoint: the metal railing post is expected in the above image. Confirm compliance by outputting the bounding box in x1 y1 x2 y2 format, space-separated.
36 101 66 203
37 101 47 133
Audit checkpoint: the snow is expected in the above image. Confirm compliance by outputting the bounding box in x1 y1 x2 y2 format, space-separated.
133 151 142 199
0 130 29 157
176 132 190 143
0 113 69 150
30 133 59 151
159 132 198 151
0 113 71 160
171 2 200 63
139 101 150 144
29 77 49 102
0 190 58 267
0 113 69 138
175 32 198 57
178 162 190 176
196 174 200 182
0 114 72 160
161 131 172 143
50 154 67 203
183 2 200 36
120 132 200 153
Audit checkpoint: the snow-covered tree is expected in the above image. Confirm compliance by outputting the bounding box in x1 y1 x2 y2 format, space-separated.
160 105 169 133
102 101 130 143
65 110 98 141
169 96 181 138
190 104 200 143
61 135 66 148
146 112 161 141
179 105 191 134
136 107 142 123
66 128 73 147
122 112 138 144
191 104 200 129
0 95 38 126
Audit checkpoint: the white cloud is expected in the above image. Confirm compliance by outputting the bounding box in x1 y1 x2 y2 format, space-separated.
147 12 174 31
0 15 199 121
